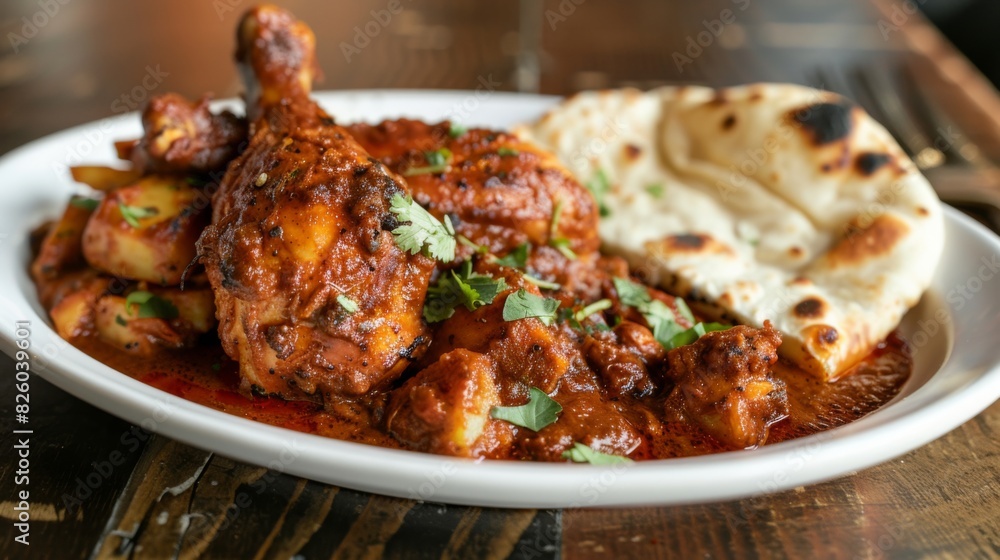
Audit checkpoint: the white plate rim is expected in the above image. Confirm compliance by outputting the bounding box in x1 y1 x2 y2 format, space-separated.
1 90 999 508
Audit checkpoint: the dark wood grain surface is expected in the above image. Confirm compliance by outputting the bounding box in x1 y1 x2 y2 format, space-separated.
1 1 999 558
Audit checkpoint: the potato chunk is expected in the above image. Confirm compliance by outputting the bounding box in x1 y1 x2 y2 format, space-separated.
82 176 210 284
94 288 216 354
32 196 96 282
70 165 142 191
386 349 511 458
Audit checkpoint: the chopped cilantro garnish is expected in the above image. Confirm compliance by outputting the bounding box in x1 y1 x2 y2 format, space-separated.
389 194 456 262
457 234 488 254
336 294 359 314
548 200 577 259
613 277 651 309
448 122 467 138
493 243 529 269
674 298 696 324
550 200 565 238
646 184 664 198
574 299 612 323
70 196 100 211
586 169 612 217
115 315 127 326
497 147 519 157
613 277 719 350
663 322 729 350
502 289 560 326
562 442 633 465
124 291 178 320
550 238 577 260
490 387 562 431
424 260 507 323
522 273 561 291
118 203 158 228
404 148 453 176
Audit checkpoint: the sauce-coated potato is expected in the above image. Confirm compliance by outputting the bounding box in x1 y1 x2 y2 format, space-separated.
82 176 210 285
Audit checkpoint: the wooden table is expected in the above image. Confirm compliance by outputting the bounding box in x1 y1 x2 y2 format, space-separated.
2 1 999 558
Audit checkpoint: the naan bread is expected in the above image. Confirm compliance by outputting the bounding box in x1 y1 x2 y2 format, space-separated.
517 84 943 380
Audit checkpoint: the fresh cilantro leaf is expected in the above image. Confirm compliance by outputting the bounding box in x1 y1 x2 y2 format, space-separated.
424 260 507 322
489 387 562 431
115 315 127 326
557 307 584 332
522 273 561 291
664 322 730 350
211 362 221 371
574 299 612 323
118 203 159 228
125 291 178 320
562 442 633 465
457 234 488 254
613 277 708 349
613 277 651 309
389 194 457 262
70 196 100 211
448 123 467 138
550 199 565 238
548 200 578 260
404 148 453 176
337 294 359 314
493 243 529 269
646 183 664 198
642 298 682 340
502 289 560 326
497 147 519 157
674 298 696 324
586 169 612 217
550 238 577 260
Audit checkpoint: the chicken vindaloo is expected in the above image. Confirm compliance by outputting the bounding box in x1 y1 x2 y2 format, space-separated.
31 5 911 463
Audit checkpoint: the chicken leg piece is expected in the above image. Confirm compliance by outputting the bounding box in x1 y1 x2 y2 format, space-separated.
197 5 434 401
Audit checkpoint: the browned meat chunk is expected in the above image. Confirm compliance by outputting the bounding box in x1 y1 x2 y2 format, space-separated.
129 93 247 175
664 322 788 449
386 349 512 458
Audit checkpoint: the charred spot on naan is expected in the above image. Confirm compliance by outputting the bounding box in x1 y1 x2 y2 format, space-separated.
855 152 892 176
790 99 857 146
819 144 853 174
623 143 642 160
826 214 909 266
722 114 737 130
646 233 734 256
793 297 826 319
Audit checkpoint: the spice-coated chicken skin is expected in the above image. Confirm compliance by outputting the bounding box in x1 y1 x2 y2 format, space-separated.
348 119 600 261
197 6 435 400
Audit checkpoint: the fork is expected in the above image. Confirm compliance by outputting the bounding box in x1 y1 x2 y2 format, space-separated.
812 62 1000 231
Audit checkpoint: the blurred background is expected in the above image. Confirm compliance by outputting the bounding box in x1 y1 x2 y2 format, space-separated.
0 0 998 157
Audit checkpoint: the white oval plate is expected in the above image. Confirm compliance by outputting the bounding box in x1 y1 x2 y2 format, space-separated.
1 91 999 509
